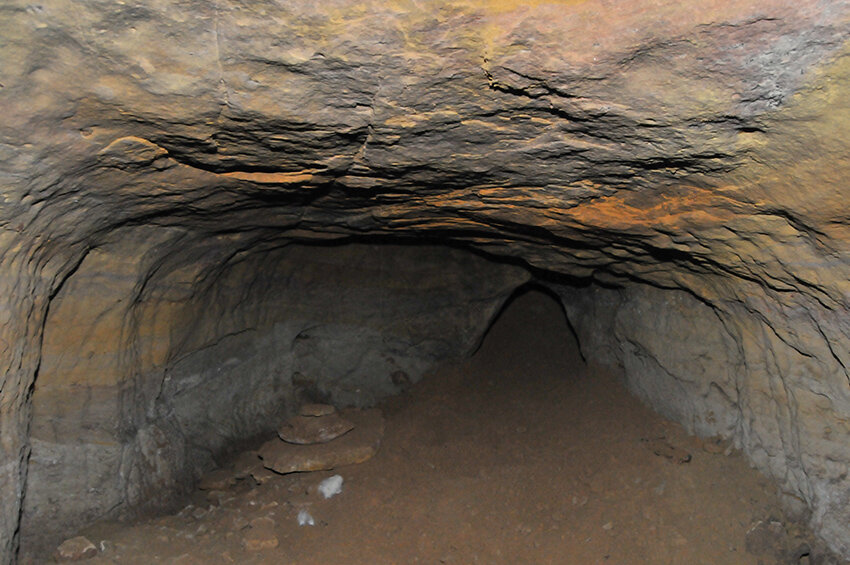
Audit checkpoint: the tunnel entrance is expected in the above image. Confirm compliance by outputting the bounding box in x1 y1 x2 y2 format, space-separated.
472 284 586 382
44 282 816 564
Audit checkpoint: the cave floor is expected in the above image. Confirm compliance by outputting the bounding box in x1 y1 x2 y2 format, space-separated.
74 291 817 564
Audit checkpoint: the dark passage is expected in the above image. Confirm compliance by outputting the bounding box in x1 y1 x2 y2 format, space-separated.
473 285 586 382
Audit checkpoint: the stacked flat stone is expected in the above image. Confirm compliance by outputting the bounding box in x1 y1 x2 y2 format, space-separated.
259 405 384 474
277 405 355 445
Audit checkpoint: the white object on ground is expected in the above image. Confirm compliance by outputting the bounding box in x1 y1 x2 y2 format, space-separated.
297 509 315 526
318 474 344 499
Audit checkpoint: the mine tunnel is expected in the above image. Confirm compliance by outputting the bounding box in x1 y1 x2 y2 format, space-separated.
2 0 850 563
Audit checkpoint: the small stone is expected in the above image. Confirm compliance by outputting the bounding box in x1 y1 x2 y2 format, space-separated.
243 517 279 551
278 412 355 445
602 521 614 531
54 536 98 561
299 403 336 417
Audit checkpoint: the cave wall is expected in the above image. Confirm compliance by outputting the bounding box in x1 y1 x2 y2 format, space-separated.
2 0 850 561
560 282 850 557
22 236 528 556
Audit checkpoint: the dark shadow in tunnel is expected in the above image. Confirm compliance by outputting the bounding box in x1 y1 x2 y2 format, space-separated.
470 283 587 383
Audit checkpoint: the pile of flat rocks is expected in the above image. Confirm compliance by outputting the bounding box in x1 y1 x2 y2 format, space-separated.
258 404 385 474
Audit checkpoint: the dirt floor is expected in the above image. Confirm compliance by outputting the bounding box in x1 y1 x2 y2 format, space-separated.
54 289 841 564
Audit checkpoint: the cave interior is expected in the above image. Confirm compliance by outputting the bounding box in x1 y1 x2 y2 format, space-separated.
2 0 850 562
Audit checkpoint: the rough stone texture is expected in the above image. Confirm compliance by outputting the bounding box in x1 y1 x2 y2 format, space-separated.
560 283 850 558
1 0 850 562
21 241 526 557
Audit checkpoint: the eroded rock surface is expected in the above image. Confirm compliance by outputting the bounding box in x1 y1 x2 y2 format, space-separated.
1 0 849 561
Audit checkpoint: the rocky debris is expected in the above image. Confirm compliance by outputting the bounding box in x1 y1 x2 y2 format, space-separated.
299 404 336 417
278 412 355 445
53 536 97 562
260 409 384 474
640 437 692 464
242 517 278 551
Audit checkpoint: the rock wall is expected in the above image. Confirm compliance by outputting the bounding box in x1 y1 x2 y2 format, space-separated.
2 0 850 561
21 237 527 557
560 281 850 557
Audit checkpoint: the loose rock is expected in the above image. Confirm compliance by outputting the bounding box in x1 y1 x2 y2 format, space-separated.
260 409 384 474
54 536 98 562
